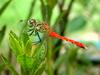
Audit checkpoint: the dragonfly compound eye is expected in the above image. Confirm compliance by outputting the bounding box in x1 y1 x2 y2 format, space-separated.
28 19 36 25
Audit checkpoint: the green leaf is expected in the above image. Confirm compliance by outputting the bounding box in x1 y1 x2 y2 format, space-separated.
0 55 18 75
20 31 29 47
34 60 46 75
9 31 23 55
17 55 33 70
19 31 32 56
17 40 47 74
0 0 12 16
24 39 32 56
67 16 86 33
0 25 6 45
32 41 47 74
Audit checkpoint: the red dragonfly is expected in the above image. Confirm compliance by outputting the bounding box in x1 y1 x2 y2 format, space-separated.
27 19 86 49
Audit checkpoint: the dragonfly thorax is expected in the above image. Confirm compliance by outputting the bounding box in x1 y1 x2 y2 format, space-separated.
28 19 51 33
36 23 47 32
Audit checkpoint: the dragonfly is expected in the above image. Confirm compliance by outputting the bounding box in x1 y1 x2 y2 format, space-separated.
27 19 86 49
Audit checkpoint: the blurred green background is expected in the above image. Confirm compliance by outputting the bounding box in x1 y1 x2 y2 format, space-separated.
0 0 100 75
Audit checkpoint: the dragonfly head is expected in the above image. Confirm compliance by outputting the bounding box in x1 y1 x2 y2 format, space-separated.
28 19 36 26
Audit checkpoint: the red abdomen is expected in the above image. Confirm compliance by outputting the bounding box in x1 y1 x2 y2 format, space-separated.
49 32 86 49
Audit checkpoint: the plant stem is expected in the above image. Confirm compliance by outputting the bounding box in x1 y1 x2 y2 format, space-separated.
47 38 54 75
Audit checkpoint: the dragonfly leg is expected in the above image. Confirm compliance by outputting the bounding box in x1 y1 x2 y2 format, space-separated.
28 30 34 36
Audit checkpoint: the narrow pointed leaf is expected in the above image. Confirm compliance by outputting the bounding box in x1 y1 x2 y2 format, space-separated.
20 31 32 56
32 41 47 74
0 25 6 44
0 0 12 16
20 31 29 47
24 39 32 56
9 31 23 55
34 60 46 75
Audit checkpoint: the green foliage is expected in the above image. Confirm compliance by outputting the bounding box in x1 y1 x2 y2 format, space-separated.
46 0 57 8
31 41 47 74
17 55 33 70
0 0 12 16
34 60 46 75
9 31 23 55
0 55 18 75
0 25 6 45
77 0 90 6
65 47 79 75
9 30 47 75
67 16 86 33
